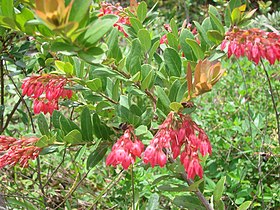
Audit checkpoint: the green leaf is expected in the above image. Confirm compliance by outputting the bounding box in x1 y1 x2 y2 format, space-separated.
138 29 151 52
155 86 171 111
37 113 50 137
51 42 80 52
185 38 204 60
167 33 179 51
77 47 104 64
140 107 153 126
130 17 143 33
82 14 118 45
148 40 160 63
238 201 252 210
36 135 49 148
69 0 91 22
158 184 189 192
216 200 225 210
1 0 14 20
163 47 181 77
64 129 83 144
6 198 37 210
64 62 74 75
141 69 154 90
193 21 213 48
209 12 225 35
173 196 205 210
137 2 147 23
52 110 62 129
187 179 204 192
107 28 122 62
231 7 241 25
92 113 110 139
180 29 196 61
170 18 178 38
146 193 159 210
126 38 142 75
207 30 224 44
81 107 93 141
86 142 108 170
59 115 76 134
214 176 226 202
86 78 102 92
169 102 183 112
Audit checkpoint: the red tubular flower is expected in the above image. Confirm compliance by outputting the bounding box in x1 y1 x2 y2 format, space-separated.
22 74 73 115
99 2 131 37
221 28 280 65
143 112 212 179
0 136 41 168
106 126 144 170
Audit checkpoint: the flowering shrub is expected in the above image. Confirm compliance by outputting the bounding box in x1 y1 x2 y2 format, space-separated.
0 0 279 209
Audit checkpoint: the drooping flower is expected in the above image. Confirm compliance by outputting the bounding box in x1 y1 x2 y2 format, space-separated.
143 112 212 179
0 136 41 168
186 59 225 100
22 74 73 115
99 2 131 36
221 28 280 65
106 126 144 170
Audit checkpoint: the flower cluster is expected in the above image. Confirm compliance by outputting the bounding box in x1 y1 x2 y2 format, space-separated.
221 28 280 65
106 126 144 169
22 74 73 115
0 136 41 168
99 2 131 36
143 112 212 179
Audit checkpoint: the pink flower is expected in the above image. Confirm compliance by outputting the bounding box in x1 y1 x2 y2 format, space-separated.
143 112 212 179
106 126 144 170
0 136 41 168
22 74 73 115
222 28 280 65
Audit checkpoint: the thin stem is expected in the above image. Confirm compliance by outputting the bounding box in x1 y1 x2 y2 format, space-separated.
0 59 4 131
131 165 135 210
261 60 280 145
1 98 21 133
43 147 67 188
36 158 47 206
181 173 214 210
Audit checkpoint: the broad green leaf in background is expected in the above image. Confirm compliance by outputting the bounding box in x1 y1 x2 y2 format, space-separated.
64 129 83 144
126 38 142 75
37 113 50 137
1 0 14 20
146 193 159 210
238 201 252 210
173 196 205 210
137 2 147 23
155 86 171 111
86 78 102 92
185 38 204 60
170 18 178 38
81 14 118 45
130 17 143 33
86 142 108 170
138 29 151 52
69 0 91 23
163 47 181 77
81 106 93 141
214 176 226 202
148 40 160 63
179 29 197 61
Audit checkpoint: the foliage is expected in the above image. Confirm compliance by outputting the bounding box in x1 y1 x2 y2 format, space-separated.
0 0 279 209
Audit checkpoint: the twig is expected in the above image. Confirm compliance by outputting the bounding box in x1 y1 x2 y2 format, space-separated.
36 158 47 206
43 147 67 188
261 60 280 145
0 59 4 131
99 92 118 104
1 98 21 132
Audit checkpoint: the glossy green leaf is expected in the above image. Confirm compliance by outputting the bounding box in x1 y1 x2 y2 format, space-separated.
209 12 225 35
180 29 196 61
167 33 179 51
170 18 178 38
86 78 102 92
216 200 225 210
158 184 189 192
193 21 213 48
126 38 142 75
187 179 204 192
140 107 153 126
141 69 154 90
185 38 204 60
81 106 93 141
163 47 181 77
214 176 226 202
37 113 50 137
86 142 108 170
51 42 80 52
36 135 49 148
130 17 143 33
207 30 224 44
137 2 147 23
231 8 241 25
155 86 171 111
138 29 151 52
148 40 160 63
107 28 122 62
169 102 183 112
238 201 252 210
69 0 91 22
64 129 83 144
82 15 118 45
92 113 112 140
1 0 14 20
173 196 205 210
